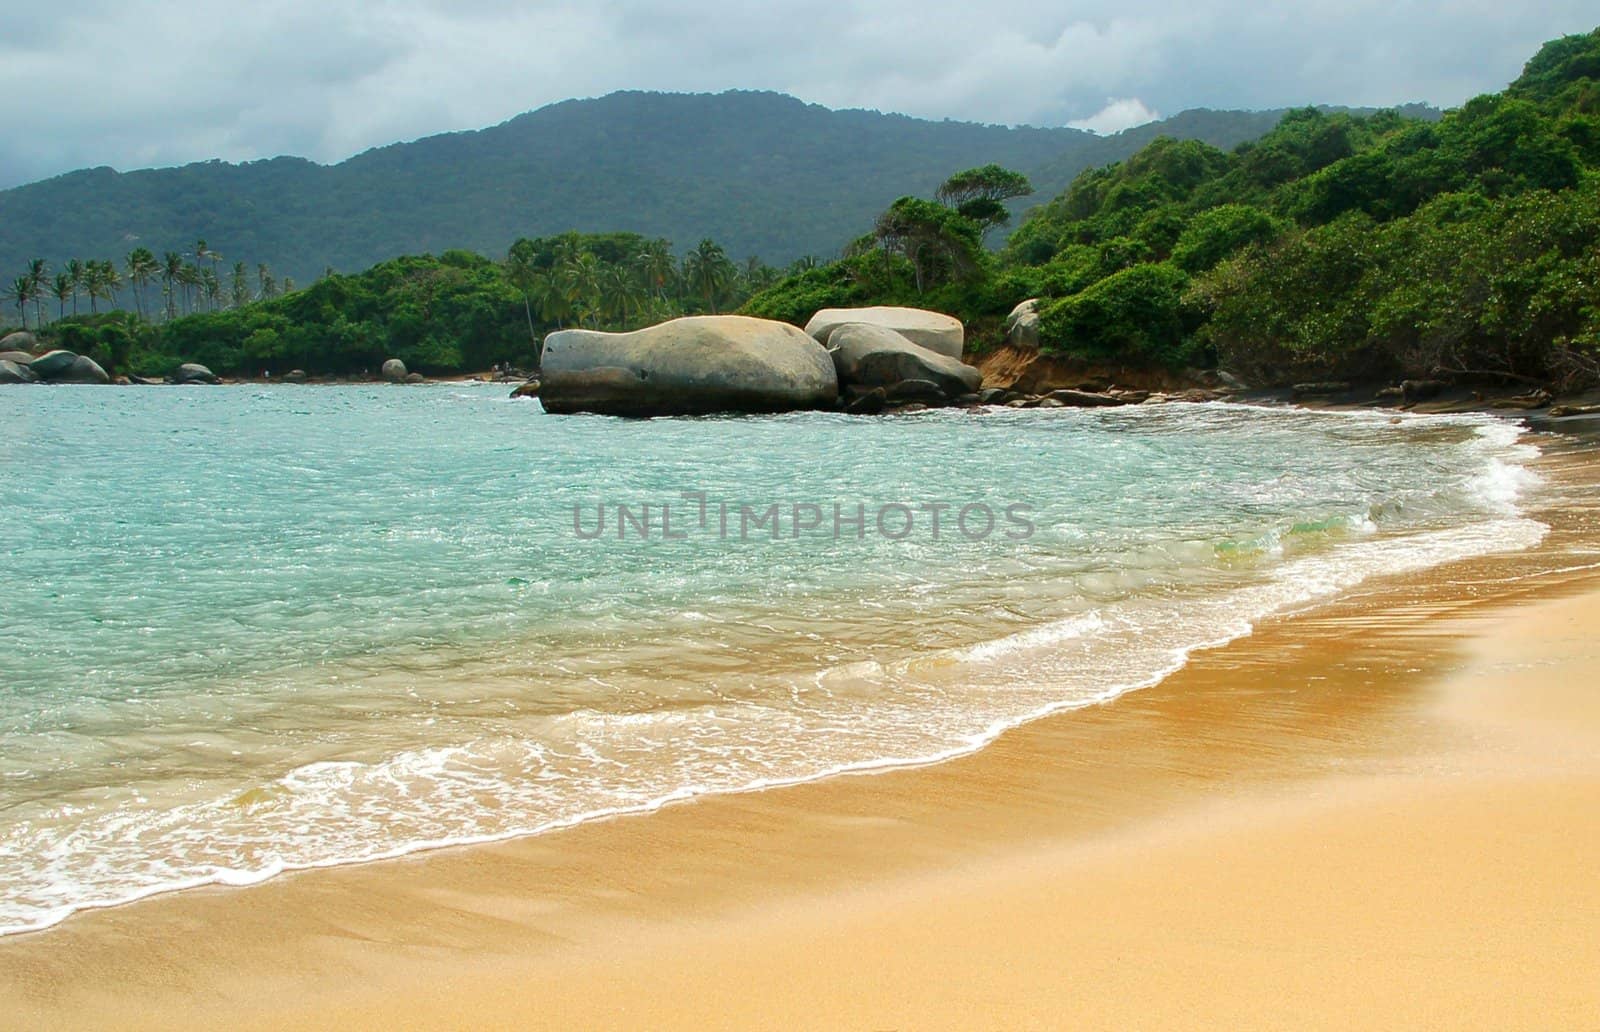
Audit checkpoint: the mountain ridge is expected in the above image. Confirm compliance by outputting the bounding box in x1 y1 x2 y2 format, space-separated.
0 90 1435 282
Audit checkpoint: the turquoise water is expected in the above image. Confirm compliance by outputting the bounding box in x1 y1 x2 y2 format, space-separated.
0 385 1545 934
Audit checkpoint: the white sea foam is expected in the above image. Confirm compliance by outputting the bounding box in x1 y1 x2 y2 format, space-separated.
0 395 1554 937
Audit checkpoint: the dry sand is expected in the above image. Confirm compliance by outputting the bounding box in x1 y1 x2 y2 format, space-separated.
4 444 1599 1031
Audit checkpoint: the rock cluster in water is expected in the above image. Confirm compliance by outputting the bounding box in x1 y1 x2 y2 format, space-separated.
538 307 996 417
1 349 109 384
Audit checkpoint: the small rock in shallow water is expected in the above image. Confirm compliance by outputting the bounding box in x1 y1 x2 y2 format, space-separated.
846 387 888 415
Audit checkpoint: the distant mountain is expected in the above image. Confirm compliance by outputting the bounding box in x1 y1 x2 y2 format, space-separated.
0 91 1435 282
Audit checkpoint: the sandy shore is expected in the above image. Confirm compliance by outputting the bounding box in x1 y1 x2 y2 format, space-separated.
4 442 1599 1030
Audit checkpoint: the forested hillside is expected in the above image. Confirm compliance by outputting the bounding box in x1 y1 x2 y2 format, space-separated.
0 91 1390 283
745 29 1600 389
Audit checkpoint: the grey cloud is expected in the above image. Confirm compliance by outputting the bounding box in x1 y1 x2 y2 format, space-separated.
0 1 1595 188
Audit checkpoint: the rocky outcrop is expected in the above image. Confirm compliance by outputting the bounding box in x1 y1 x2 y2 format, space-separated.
826 323 982 401
1004 299 1040 351
803 307 964 359
974 344 1208 396
1291 381 1352 398
30 350 80 380
381 358 408 382
282 369 308 383
0 358 37 384
405 372 426 384
0 331 37 354
1046 388 1127 407
58 355 110 384
0 350 33 367
171 363 221 385
509 379 541 399
540 315 838 416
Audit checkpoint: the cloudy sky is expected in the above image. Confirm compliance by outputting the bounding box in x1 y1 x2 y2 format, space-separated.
0 2 1593 189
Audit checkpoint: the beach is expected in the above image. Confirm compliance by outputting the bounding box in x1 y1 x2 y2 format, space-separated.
1 433 1596 1029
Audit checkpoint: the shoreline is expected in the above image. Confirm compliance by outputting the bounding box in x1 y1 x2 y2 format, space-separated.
0 405 1547 941
3 434 1598 1028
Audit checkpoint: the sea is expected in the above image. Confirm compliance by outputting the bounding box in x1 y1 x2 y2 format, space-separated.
0 384 1546 935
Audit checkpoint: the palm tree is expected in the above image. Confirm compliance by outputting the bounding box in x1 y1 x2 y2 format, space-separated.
635 241 677 302
504 243 540 341
683 239 734 314
201 268 221 312
161 252 185 320
84 265 100 314
281 276 295 294
257 263 276 300
230 262 251 309
561 253 605 327
4 276 32 329
96 260 122 310
84 262 106 313
177 263 201 313
529 269 572 329
125 248 158 319
602 263 646 327
195 239 224 294
65 258 86 316
50 272 73 320
25 259 48 327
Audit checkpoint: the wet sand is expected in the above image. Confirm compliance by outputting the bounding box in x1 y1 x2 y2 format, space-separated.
4 441 1599 1030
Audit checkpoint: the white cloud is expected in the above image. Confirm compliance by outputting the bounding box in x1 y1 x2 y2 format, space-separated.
1068 98 1162 134
0 1 1594 188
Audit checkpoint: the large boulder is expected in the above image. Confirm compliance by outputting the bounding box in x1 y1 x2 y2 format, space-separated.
1004 299 1040 351
0 350 33 366
381 358 408 382
171 363 221 385
826 323 982 399
0 331 36 354
803 306 964 359
30 350 81 380
58 355 110 384
540 316 837 417
281 369 308 383
0 358 38 384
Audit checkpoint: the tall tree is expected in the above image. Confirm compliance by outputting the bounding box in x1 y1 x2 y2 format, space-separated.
65 258 85 316
103 260 123 308
177 262 201 313
161 252 185 320
683 238 734 313
504 240 541 341
561 253 605 327
871 197 984 293
50 272 73 320
4 276 32 329
125 248 158 319
230 262 251 309
25 259 48 327
635 241 677 301
935 164 1034 241
201 268 222 312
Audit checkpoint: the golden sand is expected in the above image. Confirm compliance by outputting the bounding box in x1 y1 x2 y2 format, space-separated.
4 442 1599 1030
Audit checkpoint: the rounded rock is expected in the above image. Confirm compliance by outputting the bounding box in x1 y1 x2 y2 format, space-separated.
803 306 963 359
540 316 837 417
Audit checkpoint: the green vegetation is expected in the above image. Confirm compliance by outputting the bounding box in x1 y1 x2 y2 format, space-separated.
1 231 787 378
745 28 1600 389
